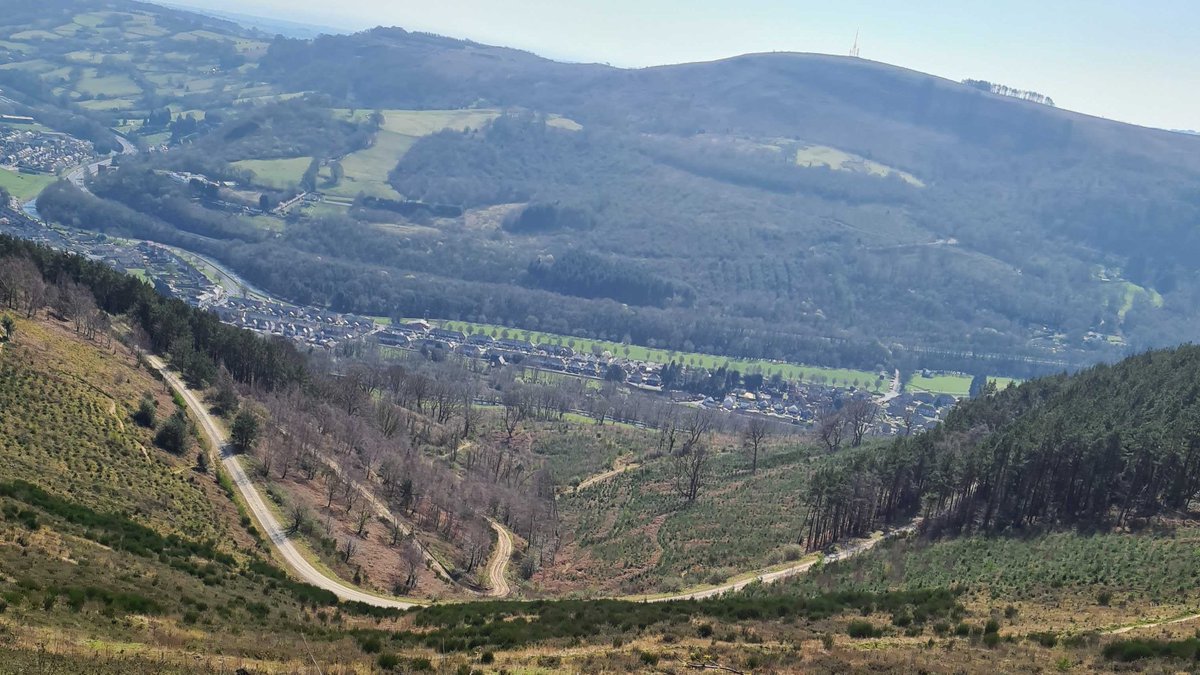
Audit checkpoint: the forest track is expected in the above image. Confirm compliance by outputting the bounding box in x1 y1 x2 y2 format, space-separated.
485 517 514 597
151 353 918 609
307 447 460 585
148 355 421 609
573 461 641 492
1106 612 1200 635
634 521 920 603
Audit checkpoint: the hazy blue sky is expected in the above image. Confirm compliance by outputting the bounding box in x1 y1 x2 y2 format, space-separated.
175 0 1196 131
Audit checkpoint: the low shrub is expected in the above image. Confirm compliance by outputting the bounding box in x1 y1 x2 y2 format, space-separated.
1028 631 1058 648
847 620 881 639
1103 637 1200 662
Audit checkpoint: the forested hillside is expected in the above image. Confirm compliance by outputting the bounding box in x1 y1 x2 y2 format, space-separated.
5 233 1200 672
8 2 1200 377
800 346 1200 549
248 26 1200 374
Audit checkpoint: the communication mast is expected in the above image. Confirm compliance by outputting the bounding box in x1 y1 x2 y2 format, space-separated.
850 30 861 58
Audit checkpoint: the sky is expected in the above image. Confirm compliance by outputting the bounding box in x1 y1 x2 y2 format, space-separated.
173 0 1197 131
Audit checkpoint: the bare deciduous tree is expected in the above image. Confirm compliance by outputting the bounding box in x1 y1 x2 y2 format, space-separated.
287 503 308 536
323 469 342 509
354 503 372 538
673 440 711 505
743 416 770 473
501 388 527 442
844 398 879 448
340 538 357 563
818 408 845 453
397 543 422 592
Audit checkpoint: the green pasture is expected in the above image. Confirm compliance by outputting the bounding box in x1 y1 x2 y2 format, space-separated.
232 157 312 189
0 169 56 202
436 319 890 392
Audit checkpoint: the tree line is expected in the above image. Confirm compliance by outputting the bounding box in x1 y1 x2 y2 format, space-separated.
0 235 305 391
801 345 1200 550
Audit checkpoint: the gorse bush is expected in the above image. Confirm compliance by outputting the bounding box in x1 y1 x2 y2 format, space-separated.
133 394 156 428
367 589 964 652
154 411 190 455
1103 637 1200 662
0 480 229 565
847 620 881 638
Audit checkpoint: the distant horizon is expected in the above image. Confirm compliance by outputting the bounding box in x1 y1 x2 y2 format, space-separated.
159 0 1197 132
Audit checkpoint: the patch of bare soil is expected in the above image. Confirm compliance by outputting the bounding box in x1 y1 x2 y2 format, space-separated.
272 474 461 600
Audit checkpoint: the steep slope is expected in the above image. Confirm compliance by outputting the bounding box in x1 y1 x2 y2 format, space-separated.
7 2 1200 376
0 313 395 669
257 27 1200 173
798 344 1200 551
246 28 1200 373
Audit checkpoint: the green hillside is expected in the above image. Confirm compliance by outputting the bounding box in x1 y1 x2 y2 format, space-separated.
4 227 1200 671
4 3 1200 671
795 343 1200 553
0 313 397 670
6 1 1200 381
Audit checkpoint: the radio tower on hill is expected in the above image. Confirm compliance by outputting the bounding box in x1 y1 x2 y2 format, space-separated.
849 30 861 58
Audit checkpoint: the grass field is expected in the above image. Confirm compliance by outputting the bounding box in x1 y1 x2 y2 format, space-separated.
548 445 817 595
1114 279 1164 321
0 58 57 73
329 132 413 198
78 97 139 111
795 144 925 187
530 419 649 485
546 114 584 131
0 39 33 53
65 50 132 65
325 108 503 199
907 373 973 397
0 169 56 202
232 157 311 189
355 109 503 136
10 30 62 41
991 376 1019 390
75 69 141 98
437 319 892 391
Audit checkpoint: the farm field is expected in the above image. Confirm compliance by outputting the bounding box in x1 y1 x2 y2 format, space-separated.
1115 279 1164 321
232 157 311 189
77 97 138 111
0 169 56 202
991 376 1019 390
0 5 286 141
75 70 141 98
907 372 973 397
324 108 581 199
436 319 892 392
325 108 504 199
328 131 413 198
794 143 925 187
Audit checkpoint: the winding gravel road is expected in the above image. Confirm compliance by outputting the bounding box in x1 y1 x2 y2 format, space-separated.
638 522 919 603
147 355 420 610
484 518 514 597
150 353 914 609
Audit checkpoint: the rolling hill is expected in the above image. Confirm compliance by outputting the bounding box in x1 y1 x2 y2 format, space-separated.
11 0 1198 379
6 194 1200 672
